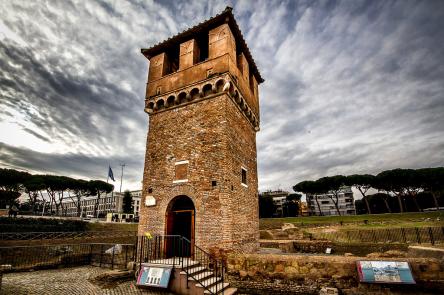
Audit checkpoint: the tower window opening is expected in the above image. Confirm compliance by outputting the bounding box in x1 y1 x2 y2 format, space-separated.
165 44 179 75
236 41 243 73
212 180 217 187
241 167 247 186
196 31 208 63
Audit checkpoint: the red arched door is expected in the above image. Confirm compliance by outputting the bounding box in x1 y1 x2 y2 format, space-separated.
165 195 195 257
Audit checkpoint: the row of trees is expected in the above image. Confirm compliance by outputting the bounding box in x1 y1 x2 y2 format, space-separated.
293 167 444 216
0 168 114 217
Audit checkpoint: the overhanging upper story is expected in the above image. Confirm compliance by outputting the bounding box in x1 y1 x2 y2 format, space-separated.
141 7 264 123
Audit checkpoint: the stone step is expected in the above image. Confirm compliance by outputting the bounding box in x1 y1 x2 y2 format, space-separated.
187 266 207 276
197 276 222 288
148 257 199 268
219 287 237 295
203 282 229 294
188 271 214 282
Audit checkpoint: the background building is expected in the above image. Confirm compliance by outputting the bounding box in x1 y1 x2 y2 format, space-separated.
260 190 289 217
49 190 142 218
306 186 356 216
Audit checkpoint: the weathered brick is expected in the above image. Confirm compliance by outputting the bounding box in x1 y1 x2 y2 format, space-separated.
138 15 263 254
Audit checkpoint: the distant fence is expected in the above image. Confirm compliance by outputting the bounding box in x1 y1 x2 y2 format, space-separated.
311 226 444 245
0 231 137 241
0 243 135 272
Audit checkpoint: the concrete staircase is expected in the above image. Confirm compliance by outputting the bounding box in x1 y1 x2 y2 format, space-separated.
150 258 237 295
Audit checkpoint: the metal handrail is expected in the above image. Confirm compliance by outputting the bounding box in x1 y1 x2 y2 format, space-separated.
180 236 225 294
0 231 137 241
137 235 226 295
0 242 136 272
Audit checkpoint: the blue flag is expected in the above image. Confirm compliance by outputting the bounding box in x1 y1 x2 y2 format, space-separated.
108 166 115 181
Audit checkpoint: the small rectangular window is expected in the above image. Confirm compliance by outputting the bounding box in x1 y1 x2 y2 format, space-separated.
212 180 217 187
174 160 189 183
241 167 247 186
196 31 209 63
164 44 179 75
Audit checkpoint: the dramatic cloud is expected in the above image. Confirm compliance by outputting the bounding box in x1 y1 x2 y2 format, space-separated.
1 0 443 193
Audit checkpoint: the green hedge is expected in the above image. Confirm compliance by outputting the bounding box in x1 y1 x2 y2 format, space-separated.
0 217 87 232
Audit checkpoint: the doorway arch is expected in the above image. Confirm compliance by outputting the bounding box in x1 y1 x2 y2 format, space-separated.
165 195 195 256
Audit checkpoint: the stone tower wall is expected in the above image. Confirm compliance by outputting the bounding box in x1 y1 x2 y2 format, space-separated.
138 89 258 252
139 19 261 253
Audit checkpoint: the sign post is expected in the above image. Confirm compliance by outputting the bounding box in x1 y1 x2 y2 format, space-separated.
357 261 415 284
136 263 173 289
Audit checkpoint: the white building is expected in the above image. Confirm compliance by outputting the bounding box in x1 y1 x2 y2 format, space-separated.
49 190 142 218
306 186 356 216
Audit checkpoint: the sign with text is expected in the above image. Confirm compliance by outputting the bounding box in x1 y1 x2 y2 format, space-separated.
136 263 172 288
357 261 415 284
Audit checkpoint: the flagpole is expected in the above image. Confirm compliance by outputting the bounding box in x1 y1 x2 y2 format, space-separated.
119 163 125 193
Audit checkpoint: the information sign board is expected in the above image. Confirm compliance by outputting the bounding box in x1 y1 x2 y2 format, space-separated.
357 261 415 284
136 263 172 288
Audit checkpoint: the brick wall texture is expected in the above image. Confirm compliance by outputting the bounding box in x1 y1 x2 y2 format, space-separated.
138 92 259 253
139 19 261 253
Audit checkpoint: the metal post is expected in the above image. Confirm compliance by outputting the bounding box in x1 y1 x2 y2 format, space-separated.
215 259 218 293
125 245 128 268
138 236 143 274
372 230 377 242
111 245 115 269
100 244 104 267
181 237 184 269
89 244 93 265
386 229 392 242
119 163 125 193
415 228 421 244
428 227 435 245
172 236 176 268
401 228 407 243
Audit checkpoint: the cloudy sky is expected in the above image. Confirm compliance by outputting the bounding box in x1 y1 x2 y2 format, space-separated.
1 0 443 193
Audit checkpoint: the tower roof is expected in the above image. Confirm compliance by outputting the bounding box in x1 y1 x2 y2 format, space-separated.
141 6 264 83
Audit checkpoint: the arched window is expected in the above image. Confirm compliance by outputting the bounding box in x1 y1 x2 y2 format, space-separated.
202 84 212 96
215 79 225 92
156 99 165 110
190 88 200 100
178 92 187 104
166 95 175 107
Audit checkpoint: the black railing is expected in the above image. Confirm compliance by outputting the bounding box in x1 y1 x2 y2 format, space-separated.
311 226 444 245
0 243 135 272
137 235 226 295
0 231 137 241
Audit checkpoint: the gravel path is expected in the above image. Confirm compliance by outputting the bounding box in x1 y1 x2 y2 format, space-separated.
1 266 174 295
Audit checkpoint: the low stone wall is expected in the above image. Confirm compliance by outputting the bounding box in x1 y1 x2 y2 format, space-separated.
260 240 409 256
408 245 444 259
227 253 444 294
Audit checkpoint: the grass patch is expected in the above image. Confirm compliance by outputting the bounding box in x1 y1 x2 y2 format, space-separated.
260 211 444 229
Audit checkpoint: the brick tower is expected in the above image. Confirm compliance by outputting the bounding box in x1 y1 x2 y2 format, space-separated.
138 7 263 253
